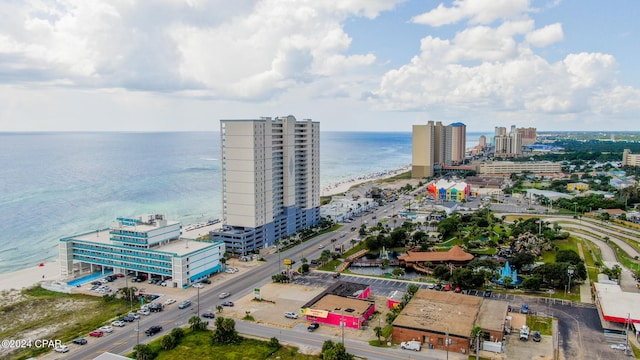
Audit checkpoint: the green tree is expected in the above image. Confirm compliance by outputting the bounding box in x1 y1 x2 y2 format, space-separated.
170 327 184 341
189 315 208 331
212 316 240 344
374 326 383 344
133 344 155 360
161 334 177 350
321 340 354 360
471 326 483 360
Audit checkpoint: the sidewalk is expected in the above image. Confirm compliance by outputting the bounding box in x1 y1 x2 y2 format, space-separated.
576 243 593 304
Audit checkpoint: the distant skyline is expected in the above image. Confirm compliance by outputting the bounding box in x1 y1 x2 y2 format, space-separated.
1 0 639 133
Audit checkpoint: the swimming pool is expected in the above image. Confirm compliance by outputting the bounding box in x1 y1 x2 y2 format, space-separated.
67 271 113 287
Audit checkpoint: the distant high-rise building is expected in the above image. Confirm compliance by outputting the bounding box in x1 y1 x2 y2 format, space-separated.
516 127 537 145
212 115 320 255
494 125 523 158
478 135 487 148
622 149 640 167
412 120 467 178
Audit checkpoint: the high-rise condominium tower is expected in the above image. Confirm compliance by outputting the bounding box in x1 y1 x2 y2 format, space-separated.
212 115 320 255
412 121 467 178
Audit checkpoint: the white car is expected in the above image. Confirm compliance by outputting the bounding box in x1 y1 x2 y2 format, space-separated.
164 298 176 305
54 344 70 353
99 326 114 333
192 283 204 288
318 244 324 249
611 343 628 351
284 312 298 319
111 320 125 327
129 313 140 319
137 309 150 316
219 292 231 299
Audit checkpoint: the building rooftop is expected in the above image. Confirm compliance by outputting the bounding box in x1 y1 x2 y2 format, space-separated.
398 245 474 263
68 229 217 256
594 282 640 324
476 300 508 333
306 294 373 315
393 289 482 338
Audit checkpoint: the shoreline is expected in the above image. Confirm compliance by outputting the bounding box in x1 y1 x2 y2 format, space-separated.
0 165 412 292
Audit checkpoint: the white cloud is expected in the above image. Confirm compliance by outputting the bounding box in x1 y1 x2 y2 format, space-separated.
372 1 640 123
526 23 564 47
412 0 531 27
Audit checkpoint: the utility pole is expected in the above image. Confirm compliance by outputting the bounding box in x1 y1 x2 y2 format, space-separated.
197 285 200 317
136 316 140 346
446 327 449 360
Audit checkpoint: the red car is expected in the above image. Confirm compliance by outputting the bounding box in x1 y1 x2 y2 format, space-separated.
89 330 104 337
444 284 451 291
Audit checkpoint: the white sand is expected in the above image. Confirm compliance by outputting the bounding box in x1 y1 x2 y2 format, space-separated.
0 260 62 292
321 165 411 197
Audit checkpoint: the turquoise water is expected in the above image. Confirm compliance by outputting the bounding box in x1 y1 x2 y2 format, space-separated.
0 131 485 274
67 270 113 286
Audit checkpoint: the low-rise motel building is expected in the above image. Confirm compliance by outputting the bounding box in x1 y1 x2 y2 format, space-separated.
301 281 375 329
59 214 225 288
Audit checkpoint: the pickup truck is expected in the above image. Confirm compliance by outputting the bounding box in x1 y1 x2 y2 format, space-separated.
400 340 421 351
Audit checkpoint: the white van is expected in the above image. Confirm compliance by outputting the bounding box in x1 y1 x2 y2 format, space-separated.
401 340 421 351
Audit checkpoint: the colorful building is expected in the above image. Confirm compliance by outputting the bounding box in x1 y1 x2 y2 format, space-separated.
301 281 375 330
425 179 472 202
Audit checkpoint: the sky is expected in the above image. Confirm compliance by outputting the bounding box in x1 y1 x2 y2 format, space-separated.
1 0 639 133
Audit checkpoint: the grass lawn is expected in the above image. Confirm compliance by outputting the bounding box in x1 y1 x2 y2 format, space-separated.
152 330 319 360
526 315 552 336
3 286 132 360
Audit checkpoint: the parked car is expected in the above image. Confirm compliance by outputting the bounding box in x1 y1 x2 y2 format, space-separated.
145 325 163 336
72 338 87 345
200 278 211 284
54 345 70 353
307 322 319 332
121 315 135 322
178 300 192 309
164 298 176 305
521 304 529 314
221 301 234 307
219 292 231 299
99 326 113 333
89 330 104 337
111 320 125 327
532 331 541 342
128 313 140 319
192 283 204 288
149 303 164 312
444 284 451 291
202 312 216 319
611 343 629 351
137 309 150 316
483 290 492 297
284 312 298 319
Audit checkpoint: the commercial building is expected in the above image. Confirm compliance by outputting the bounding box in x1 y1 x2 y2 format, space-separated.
392 290 509 355
425 179 473 202
593 282 640 330
412 121 467 178
397 245 474 274
516 127 537 146
471 160 561 175
301 281 375 330
212 116 320 255
622 149 640 167
59 214 225 288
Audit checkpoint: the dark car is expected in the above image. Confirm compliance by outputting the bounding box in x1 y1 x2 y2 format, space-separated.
149 303 164 312
145 325 163 336
178 300 192 309
307 322 320 332
484 290 492 297
200 278 211 284
72 338 87 345
202 312 216 319
532 331 541 342
222 301 234 307
121 315 135 322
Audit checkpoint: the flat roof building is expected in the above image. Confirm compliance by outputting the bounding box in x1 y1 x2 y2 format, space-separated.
60 214 224 288
301 281 375 330
212 116 320 255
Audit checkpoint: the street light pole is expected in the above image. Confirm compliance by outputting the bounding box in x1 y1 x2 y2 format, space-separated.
335 307 345 345
136 316 140 346
197 285 200 317
446 327 449 360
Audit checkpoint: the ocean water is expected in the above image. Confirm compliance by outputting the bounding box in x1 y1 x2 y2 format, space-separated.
0 131 486 274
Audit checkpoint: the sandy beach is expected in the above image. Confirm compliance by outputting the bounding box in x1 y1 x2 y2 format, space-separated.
0 166 411 293
0 260 61 292
321 165 411 197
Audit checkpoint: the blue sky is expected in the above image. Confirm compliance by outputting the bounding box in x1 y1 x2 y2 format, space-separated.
0 0 638 132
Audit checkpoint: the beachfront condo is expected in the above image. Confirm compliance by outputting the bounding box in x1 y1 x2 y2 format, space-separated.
59 214 225 288
212 115 320 255
412 121 467 178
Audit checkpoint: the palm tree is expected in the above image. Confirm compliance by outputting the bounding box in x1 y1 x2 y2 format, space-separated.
471 326 483 360
374 326 383 344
